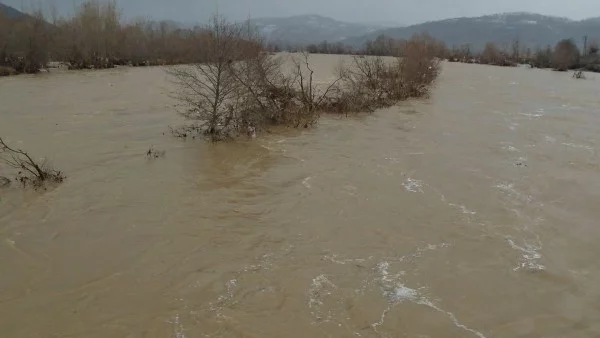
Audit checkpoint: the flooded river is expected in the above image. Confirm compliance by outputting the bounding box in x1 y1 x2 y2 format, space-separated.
1 55 600 337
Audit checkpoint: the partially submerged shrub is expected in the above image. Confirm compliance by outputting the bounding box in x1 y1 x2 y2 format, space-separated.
168 17 331 141
573 70 586 79
146 146 166 159
230 52 316 129
332 35 441 113
168 25 442 141
0 176 10 188
0 137 65 188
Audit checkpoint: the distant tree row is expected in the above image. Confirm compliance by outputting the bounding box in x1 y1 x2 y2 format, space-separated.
0 0 260 75
295 34 448 59
296 34 600 73
447 38 600 71
2 0 600 76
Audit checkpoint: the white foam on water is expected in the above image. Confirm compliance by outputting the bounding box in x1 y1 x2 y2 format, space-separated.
243 252 277 272
374 259 487 338
168 314 186 338
302 176 312 189
448 203 477 215
545 135 557 143
403 178 423 193
495 182 514 192
520 108 545 119
391 285 420 302
418 299 488 338
509 122 519 131
438 191 478 217
425 243 451 251
562 142 594 152
494 182 542 205
507 238 545 271
502 145 520 152
216 279 238 304
308 274 337 323
371 306 392 334
324 254 368 265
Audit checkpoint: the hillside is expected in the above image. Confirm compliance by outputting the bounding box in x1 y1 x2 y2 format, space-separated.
343 13 600 50
248 14 381 46
0 2 24 19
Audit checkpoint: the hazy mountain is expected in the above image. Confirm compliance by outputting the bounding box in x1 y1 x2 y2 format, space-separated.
248 14 381 46
0 2 25 18
344 12 600 50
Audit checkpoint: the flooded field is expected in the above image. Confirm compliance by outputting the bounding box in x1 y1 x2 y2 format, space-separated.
1 55 600 337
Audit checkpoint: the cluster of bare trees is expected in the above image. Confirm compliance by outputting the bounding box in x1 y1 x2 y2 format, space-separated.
0 0 262 75
169 17 441 141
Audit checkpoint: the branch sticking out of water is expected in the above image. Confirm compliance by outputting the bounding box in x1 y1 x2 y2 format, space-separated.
146 146 166 159
0 137 65 188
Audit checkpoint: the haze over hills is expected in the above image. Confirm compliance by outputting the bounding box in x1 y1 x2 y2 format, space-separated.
344 13 600 50
248 14 382 46
248 12 600 51
0 2 25 18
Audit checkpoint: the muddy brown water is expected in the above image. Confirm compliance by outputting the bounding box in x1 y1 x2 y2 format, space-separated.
1 55 600 337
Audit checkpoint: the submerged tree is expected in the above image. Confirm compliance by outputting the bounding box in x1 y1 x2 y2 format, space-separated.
0 137 65 188
167 16 252 141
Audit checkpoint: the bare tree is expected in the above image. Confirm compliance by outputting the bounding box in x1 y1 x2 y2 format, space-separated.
167 16 251 141
229 52 308 128
511 38 520 62
481 42 500 65
588 40 599 55
291 52 343 116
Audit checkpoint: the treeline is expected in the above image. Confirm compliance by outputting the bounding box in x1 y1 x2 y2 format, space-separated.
0 0 260 75
299 34 600 73
447 38 600 71
301 34 448 58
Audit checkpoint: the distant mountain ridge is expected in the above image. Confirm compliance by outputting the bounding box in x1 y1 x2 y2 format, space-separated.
0 2 25 18
343 12 600 50
248 14 382 46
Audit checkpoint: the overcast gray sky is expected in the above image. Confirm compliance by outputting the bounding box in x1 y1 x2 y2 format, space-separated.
3 0 600 25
